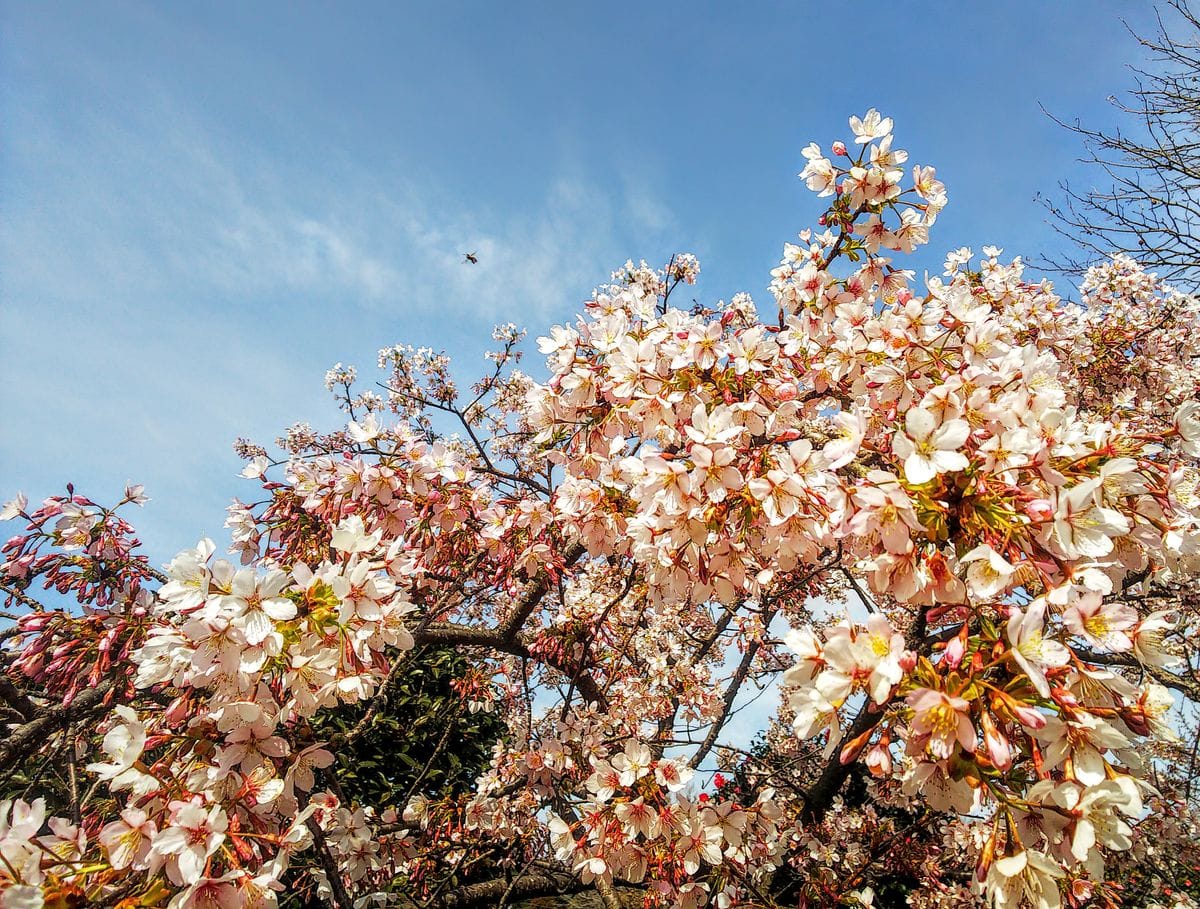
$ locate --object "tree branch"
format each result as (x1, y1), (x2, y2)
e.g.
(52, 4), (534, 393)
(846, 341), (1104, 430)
(0, 679), (114, 767)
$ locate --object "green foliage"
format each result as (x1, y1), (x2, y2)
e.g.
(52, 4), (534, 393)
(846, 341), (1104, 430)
(282, 645), (507, 907)
(0, 734), (76, 812)
(311, 644), (506, 810)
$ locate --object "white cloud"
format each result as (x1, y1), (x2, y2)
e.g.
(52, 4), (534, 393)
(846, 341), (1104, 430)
(0, 82), (678, 562)
(4, 87), (678, 322)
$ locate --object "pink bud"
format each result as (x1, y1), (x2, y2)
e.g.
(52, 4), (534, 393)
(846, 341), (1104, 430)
(865, 741), (893, 777)
(1024, 498), (1054, 522)
(1050, 686), (1079, 708)
(4, 557), (31, 580)
(1121, 707), (1151, 738)
(775, 382), (799, 402)
(1011, 704), (1047, 730)
(987, 733), (1011, 771)
(942, 635), (965, 670)
(898, 649), (918, 672)
(165, 695), (191, 727)
(980, 714), (1012, 771)
(832, 140), (847, 156)
(18, 613), (51, 631)
(44, 657), (68, 676)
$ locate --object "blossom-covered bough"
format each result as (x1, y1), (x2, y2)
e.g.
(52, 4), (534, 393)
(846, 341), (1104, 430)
(2, 111), (1199, 909)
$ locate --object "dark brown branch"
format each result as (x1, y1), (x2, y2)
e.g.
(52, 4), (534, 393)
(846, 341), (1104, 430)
(1074, 646), (1200, 702)
(801, 605), (929, 823)
(305, 814), (355, 909)
(689, 603), (779, 770)
(1041, 1), (1200, 290)
(500, 542), (587, 640)
(559, 567), (637, 721)
(0, 679), (114, 767)
(0, 674), (37, 718)
(427, 871), (584, 908)
(0, 581), (46, 613)
(412, 620), (606, 709)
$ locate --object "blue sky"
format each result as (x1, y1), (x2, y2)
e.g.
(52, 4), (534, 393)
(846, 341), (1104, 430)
(1, 1), (1165, 567)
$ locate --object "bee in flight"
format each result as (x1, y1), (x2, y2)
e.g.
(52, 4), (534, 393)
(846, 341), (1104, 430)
(463, 251), (479, 265)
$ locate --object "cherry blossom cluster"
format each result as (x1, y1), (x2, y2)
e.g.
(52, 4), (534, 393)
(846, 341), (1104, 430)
(512, 731), (779, 906)
(1, 514), (421, 905)
(0, 799), (88, 909)
(2, 109), (1198, 909)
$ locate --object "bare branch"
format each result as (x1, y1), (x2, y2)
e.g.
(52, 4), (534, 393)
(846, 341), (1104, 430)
(1042, 1), (1200, 290)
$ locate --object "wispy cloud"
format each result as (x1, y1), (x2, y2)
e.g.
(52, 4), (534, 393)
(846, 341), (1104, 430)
(4, 87), (678, 319)
(0, 73), (678, 562)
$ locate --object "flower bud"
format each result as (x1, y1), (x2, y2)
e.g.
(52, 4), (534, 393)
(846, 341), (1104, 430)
(1024, 498), (1054, 522)
(839, 725), (877, 765)
(832, 140), (847, 156)
(1121, 706), (1151, 738)
(18, 613), (52, 632)
(865, 740), (893, 777)
(1010, 703), (1047, 730)
(1050, 686), (1079, 709)
(165, 695), (192, 727)
(980, 712), (1012, 771)
(976, 834), (997, 881)
(942, 635), (965, 670)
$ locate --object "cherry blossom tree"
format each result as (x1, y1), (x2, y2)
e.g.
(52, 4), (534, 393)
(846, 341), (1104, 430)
(3, 110), (1200, 909)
